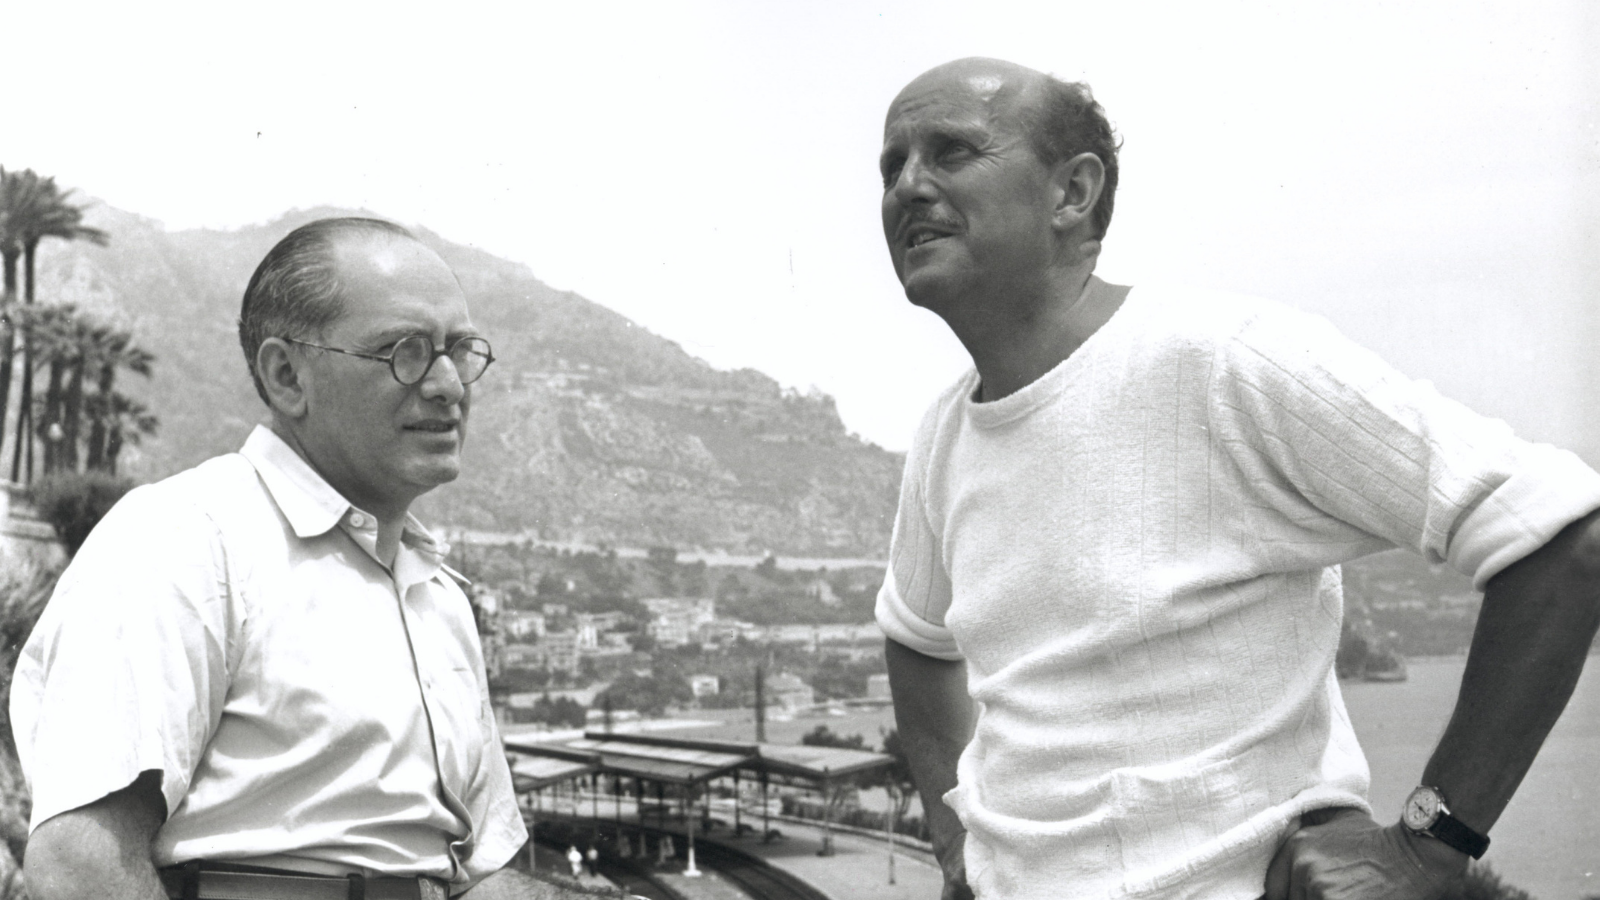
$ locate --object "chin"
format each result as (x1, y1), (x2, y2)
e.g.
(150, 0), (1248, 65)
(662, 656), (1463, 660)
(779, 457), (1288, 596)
(903, 278), (960, 315)
(407, 457), (462, 491)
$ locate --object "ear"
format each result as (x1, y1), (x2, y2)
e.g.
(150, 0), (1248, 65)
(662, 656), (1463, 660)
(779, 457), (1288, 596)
(1049, 151), (1106, 234)
(257, 338), (310, 419)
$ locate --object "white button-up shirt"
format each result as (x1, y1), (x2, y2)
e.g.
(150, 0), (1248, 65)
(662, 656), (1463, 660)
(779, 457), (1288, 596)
(10, 426), (526, 887)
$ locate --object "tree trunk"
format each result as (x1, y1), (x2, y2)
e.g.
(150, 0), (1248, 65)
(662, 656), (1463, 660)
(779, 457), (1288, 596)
(12, 243), (39, 483)
(85, 364), (113, 471)
(40, 358), (64, 476)
(8, 344), (30, 484)
(107, 423), (123, 475)
(60, 357), (84, 472)
(0, 249), (18, 480)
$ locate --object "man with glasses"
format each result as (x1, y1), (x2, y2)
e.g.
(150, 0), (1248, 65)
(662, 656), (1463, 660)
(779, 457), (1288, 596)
(13, 218), (598, 899)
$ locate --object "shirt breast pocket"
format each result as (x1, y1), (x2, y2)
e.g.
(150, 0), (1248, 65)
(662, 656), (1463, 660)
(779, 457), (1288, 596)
(436, 664), (489, 778)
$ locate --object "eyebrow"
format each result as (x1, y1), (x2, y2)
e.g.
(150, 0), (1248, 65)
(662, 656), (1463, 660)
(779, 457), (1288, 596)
(363, 326), (481, 347)
(880, 120), (994, 168)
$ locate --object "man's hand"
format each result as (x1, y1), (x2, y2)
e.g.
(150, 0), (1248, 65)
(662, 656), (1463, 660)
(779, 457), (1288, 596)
(935, 830), (974, 900)
(1264, 808), (1467, 900)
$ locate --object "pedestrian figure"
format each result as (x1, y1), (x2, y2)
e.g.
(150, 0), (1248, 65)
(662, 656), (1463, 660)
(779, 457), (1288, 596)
(567, 844), (583, 878)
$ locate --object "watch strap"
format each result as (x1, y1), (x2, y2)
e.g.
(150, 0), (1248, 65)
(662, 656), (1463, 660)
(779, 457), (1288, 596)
(1427, 811), (1490, 859)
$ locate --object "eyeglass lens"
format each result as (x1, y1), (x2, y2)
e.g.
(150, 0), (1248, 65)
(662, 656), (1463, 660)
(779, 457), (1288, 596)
(392, 335), (493, 385)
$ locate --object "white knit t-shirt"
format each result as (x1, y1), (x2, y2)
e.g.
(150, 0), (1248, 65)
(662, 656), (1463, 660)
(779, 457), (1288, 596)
(876, 285), (1600, 900)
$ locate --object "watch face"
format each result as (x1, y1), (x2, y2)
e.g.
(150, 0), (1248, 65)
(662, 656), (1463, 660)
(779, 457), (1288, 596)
(1403, 787), (1442, 831)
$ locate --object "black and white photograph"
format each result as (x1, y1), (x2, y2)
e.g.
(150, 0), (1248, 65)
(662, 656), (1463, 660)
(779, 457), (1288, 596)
(0, 3), (1596, 900)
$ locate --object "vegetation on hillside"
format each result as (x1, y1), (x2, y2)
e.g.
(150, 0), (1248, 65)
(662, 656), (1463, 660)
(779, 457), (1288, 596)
(30, 205), (902, 556)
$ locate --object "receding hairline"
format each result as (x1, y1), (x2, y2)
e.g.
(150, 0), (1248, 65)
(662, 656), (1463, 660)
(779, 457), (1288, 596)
(889, 57), (1052, 123)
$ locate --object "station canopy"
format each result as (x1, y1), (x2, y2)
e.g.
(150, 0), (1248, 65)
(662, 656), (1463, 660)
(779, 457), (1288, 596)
(508, 753), (598, 792)
(503, 731), (892, 791)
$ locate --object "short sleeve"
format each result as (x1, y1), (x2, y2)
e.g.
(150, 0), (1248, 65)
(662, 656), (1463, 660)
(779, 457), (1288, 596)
(1212, 309), (1600, 590)
(447, 590), (529, 887)
(455, 713), (529, 888)
(876, 425), (962, 660)
(10, 483), (232, 831)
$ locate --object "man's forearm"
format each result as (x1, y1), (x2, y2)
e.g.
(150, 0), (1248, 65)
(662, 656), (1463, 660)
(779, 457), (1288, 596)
(1423, 509), (1600, 833)
(884, 638), (977, 865)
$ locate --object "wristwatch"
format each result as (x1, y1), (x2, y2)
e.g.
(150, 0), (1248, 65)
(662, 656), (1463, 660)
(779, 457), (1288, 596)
(1401, 785), (1490, 859)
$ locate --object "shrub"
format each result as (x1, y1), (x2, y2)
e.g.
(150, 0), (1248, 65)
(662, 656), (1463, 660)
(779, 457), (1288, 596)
(0, 560), (62, 896)
(25, 470), (135, 556)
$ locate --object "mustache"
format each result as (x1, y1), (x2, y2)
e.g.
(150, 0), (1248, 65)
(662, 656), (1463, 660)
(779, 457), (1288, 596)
(898, 212), (961, 240)
(905, 212), (960, 230)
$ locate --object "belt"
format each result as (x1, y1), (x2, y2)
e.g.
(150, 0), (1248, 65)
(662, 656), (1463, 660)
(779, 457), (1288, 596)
(160, 863), (450, 900)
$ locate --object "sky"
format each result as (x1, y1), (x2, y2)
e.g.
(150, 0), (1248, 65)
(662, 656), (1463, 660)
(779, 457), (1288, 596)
(3, 1), (1597, 455)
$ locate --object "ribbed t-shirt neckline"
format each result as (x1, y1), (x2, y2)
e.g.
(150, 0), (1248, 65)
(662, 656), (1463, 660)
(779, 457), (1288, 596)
(963, 285), (1145, 429)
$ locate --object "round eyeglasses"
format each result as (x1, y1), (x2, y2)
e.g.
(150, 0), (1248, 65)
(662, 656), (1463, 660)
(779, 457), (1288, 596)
(282, 334), (495, 386)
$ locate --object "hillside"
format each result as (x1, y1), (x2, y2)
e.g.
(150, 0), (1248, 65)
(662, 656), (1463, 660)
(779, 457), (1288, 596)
(29, 205), (903, 556)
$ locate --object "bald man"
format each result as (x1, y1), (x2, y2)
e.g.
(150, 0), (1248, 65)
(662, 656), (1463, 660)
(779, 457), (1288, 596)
(873, 58), (1600, 900)
(13, 219), (602, 899)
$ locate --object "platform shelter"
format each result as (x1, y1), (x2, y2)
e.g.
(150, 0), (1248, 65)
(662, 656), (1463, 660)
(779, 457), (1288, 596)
(503, 730), (893, 870)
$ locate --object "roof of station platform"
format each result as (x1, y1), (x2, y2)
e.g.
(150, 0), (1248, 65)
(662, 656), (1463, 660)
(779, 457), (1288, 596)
(503, 730), (892, 791)
(508, 753), (598, 792)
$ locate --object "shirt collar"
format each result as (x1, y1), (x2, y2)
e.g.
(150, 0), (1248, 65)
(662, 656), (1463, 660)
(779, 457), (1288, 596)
(238, 425), (451, 564)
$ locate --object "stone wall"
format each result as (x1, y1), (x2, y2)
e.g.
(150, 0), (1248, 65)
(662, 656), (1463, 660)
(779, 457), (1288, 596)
(0, 483), (64, 574)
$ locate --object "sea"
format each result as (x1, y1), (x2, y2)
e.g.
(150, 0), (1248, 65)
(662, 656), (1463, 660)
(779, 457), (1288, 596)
(1342, 657), (1600, 900)
(668, 656), (1600, 900)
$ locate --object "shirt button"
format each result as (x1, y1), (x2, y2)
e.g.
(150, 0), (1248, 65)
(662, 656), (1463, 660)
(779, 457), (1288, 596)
(349, 513), (367, 528)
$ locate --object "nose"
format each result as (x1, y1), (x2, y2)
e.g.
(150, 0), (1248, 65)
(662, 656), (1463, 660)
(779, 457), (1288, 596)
(418, 352), (466, 405)
(889, 152), (938, 207)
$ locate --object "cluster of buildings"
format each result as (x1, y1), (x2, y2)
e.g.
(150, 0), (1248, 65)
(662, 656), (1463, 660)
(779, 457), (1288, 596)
(482, 590), (887, 681)
(474, 587), (894, 722)
(489, 601), (634, 676)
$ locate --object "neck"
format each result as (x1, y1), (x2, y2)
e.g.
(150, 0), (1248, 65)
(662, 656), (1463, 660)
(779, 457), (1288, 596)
(943, 264), (1130, 402)
(269, 419), (411, 568)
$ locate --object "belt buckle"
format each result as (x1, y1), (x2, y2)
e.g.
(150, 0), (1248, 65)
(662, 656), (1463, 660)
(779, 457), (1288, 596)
(417, 878), (448, 900)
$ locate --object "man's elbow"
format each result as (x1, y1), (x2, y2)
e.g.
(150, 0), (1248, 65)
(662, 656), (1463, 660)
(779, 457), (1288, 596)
(22, 773), (166, 900)
(1564, 509), (1600, 578)
(1492, 508), (1600, 591)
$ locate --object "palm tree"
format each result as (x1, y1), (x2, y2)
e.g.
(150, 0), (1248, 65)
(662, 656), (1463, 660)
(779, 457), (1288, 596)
(3, 171), (107, 483)
(82, 391), (157, 475)
(77, 322), (152, 474)
(18, 305), (154, 476)
(20, 304), (81, 476)
(0, 167), (42, 474)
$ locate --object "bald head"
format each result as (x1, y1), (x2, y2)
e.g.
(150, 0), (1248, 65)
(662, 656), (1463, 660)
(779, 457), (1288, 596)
(890, 57), (1120, 240)
(892, 57), (1049, 118)
(238, 217), (422, 403)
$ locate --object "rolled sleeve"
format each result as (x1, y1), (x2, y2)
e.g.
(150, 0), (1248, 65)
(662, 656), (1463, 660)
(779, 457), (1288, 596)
(876, 567), (961, 660)
(1215, 309), (1600, 589)
(1448, 447), (1600, 589)
(11, 486), (231, 831)
(876, 438), (963, 661)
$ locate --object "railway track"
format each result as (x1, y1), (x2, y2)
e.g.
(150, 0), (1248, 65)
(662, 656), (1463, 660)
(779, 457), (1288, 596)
(686, 839), (831, 900)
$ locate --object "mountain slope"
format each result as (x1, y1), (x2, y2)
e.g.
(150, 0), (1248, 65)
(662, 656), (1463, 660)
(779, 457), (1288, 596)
(32, 205), (903, 556)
